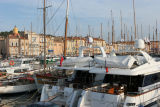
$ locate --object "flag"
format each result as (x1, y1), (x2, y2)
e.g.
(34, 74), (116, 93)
(60, 56), (64, 66)
(106, 67), (109, 73)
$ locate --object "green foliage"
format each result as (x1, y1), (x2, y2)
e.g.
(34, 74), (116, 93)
(0, 31), (12, 37)
(0, 31), (25, 37)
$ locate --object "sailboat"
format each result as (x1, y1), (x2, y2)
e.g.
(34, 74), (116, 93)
(34, 0), (67, 90)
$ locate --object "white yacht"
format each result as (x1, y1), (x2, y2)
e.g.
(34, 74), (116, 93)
(40, 39), (160, 107)
(40, 46), (107, 106)
(77, 40), (160, 107)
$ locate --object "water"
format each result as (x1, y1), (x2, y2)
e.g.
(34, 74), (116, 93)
(0, 91), (40, 107)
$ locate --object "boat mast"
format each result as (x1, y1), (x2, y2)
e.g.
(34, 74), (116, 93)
(149, 24), (150, 41)
(88, 25), (91, 36)
(100, 23), (103, 46)
(133, 0), (137, 40)
(137, 24), (139, 39)
(31, 22), (33, 56)
(24, 27), (26, 55)
(120, 10), (123, 41)
(153, 27), (155, 52)
(131, 26), (133, 41)
(107, 21), (110, 44)
(43, 0), (46, 71)
(100, 23), (103, 39)
(127, 25), (129, 41)
(76, 25), (78, 36)
(111, 10), (114, 44)
(64, 0), (69, 57)
(141, 24), (143, 39)
(124, 24), (125, 42)
(156, 20), (158, 51)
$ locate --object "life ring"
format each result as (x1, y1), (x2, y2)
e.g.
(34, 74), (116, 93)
(9, 60), (14, 66)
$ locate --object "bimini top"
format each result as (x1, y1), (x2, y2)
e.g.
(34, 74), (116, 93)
(90, 50), (160, 76)
(94, 50), (153, 69)
(57, 46), (107, 67)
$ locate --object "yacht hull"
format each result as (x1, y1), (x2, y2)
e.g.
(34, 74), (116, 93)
(0, 84), (37, 94)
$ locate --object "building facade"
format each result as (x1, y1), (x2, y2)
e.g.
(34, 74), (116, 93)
(53, 37), (64, 56)
(0, 27), (109, 58)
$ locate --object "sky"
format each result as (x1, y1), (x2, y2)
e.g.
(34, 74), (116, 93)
(0, 0), (160, 41)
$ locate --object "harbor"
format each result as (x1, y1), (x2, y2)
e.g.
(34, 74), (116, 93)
(1, 0), (160, 107)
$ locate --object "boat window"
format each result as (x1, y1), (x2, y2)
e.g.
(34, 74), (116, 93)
(23, 61), (30, 64)
(14, 60), (21, 65)
(69, 70), (96, 88)
(14, 69), (22, 73)
(103, 74), (144, 93)
(143, 72), (160, 87)
(22, 69), (28, 72)
(0, 70), (7, 72)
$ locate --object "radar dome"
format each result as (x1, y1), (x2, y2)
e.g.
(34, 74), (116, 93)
(135, 39), (145, 49)
(88, 37), (93, 43)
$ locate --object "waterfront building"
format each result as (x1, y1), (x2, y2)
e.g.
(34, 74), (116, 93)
(150, 41), (160, 54)
(116, 41), (150, 53)
(0, 27), (109, 57)
(66, 36), (85, 56)
(27, 32), (40, 56)
(0, 37), (5, 58)
(65, 36), (106, 56)
(46, 35), (54, 56)
(5, 26), (28, 57)
(53, 36), (64, 56)
(105, 44), (114, 54)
